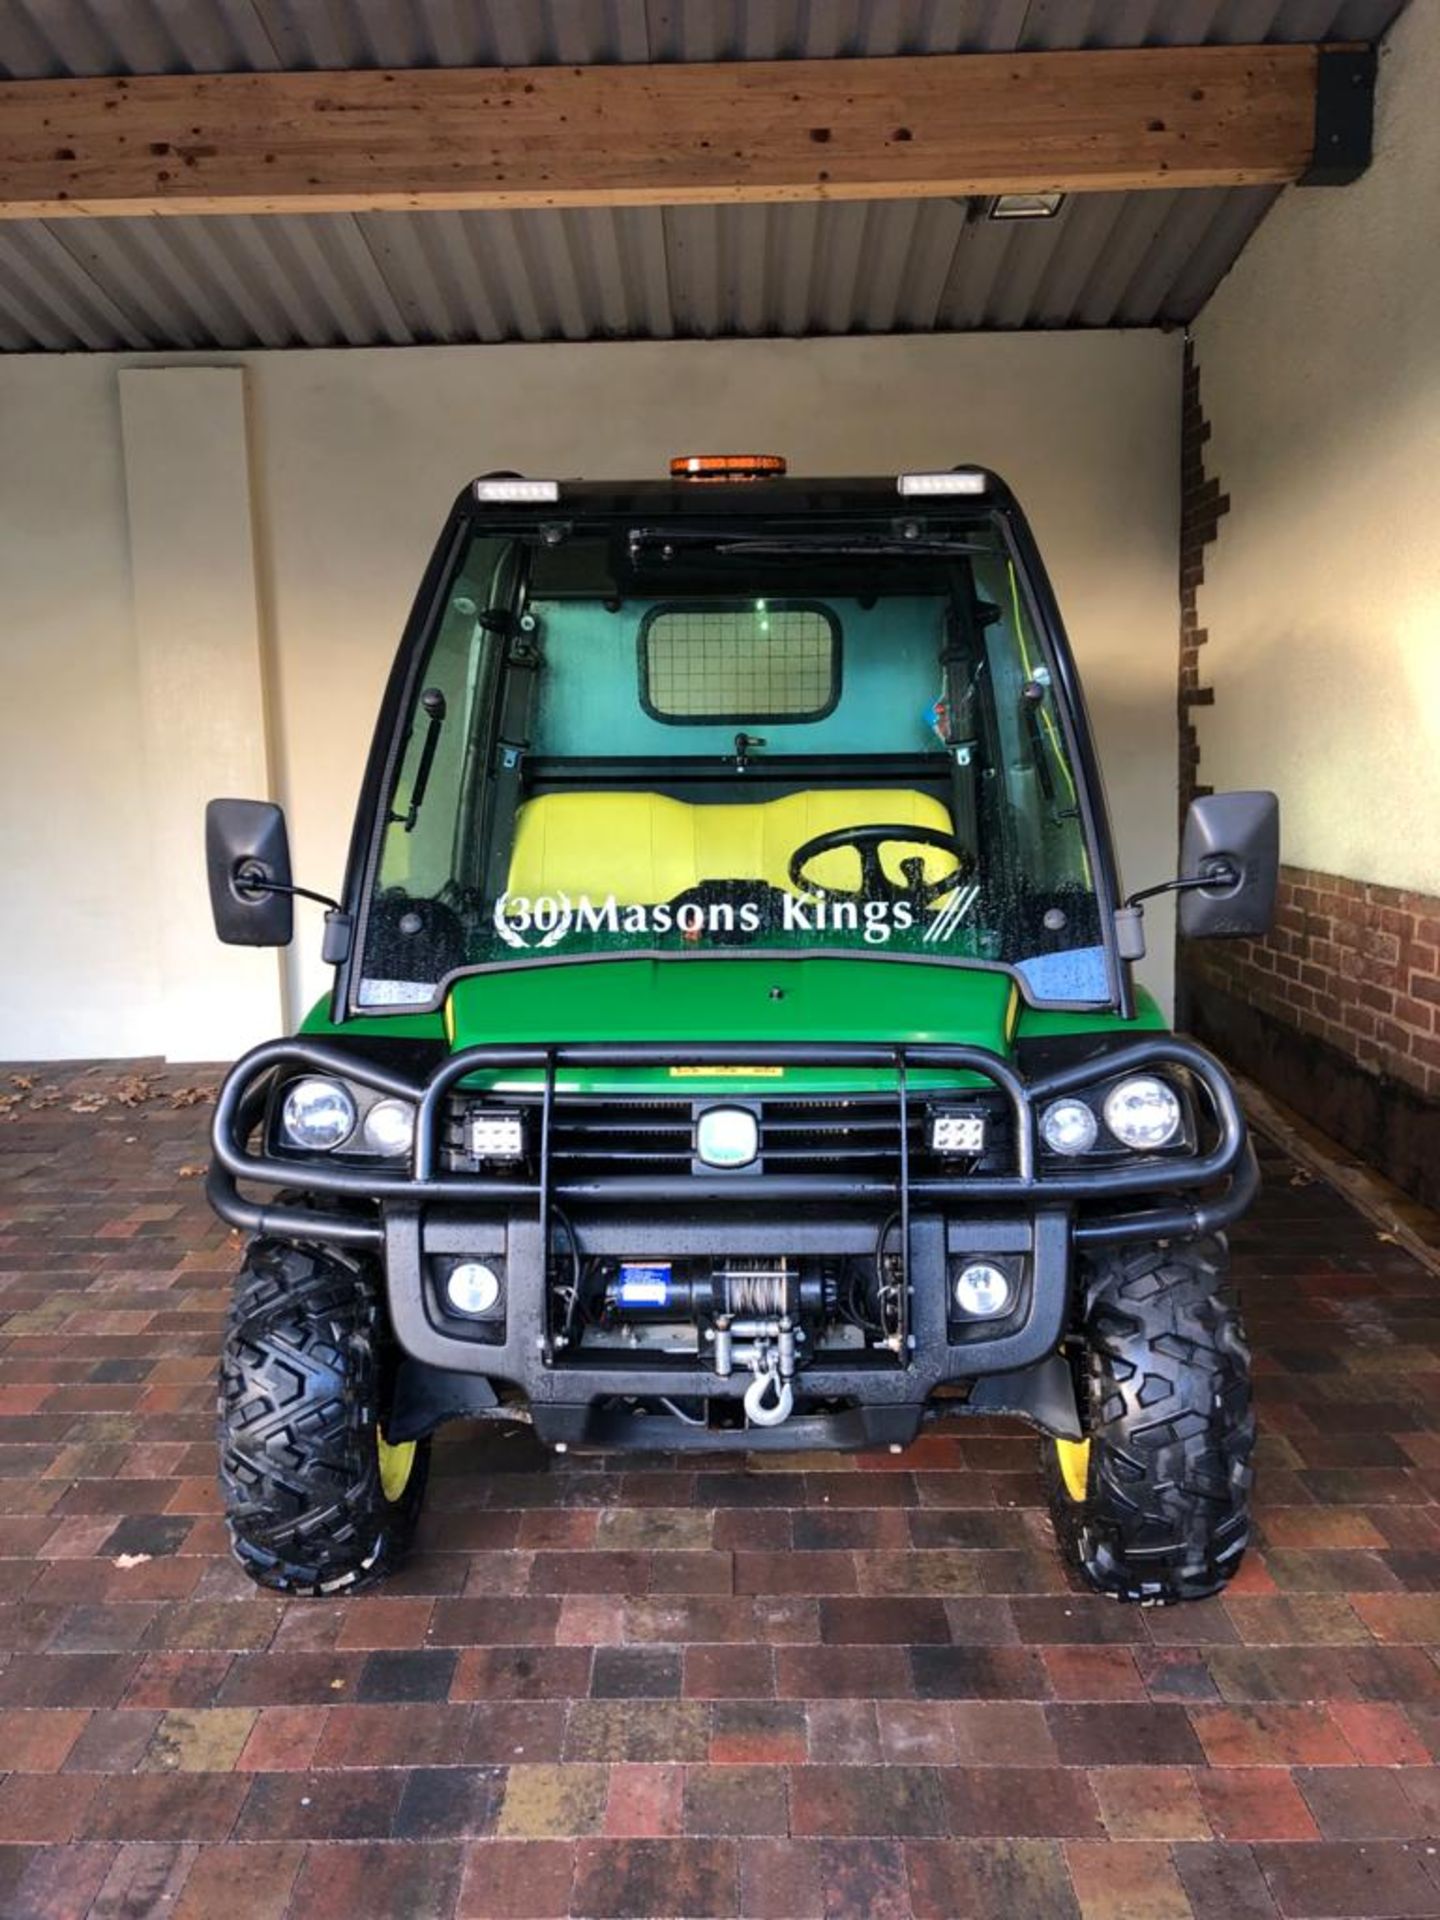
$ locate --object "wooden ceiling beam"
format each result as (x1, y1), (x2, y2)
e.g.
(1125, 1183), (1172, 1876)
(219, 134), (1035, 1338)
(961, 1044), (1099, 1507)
(0, 45), (1352, 221)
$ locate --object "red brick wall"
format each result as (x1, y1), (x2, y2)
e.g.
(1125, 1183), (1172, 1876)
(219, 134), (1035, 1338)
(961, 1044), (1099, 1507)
(1178, 339), (1227, 821)
(1177, 344), (1439, 1206)
(1187, 866), (1440, 1102)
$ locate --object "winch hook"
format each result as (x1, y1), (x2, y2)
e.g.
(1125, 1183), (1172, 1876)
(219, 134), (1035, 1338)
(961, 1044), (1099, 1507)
(743, 1364), (793, 1428)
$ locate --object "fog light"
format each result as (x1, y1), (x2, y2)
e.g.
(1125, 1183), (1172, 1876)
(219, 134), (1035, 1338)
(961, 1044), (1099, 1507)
(928, 1107), (987, 1155)
(953, 1262), (1012, 1318)
(469, 1110), (525, 1161)
(445, 1261), (502, 1316)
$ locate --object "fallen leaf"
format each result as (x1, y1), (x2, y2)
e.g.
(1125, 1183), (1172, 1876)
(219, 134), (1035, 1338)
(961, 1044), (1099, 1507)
(69, 1094), (109, 1114)
(177, 1164), (208, 1179)
(114, 1075), (160, 1107)
(9, 1073), (35, 1091)
(171, 1085), (218, 1108)
(113, 1552), (151, 1570)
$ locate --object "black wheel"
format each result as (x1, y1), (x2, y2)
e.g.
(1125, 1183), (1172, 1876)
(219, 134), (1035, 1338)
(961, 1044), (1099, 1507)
(1045, 1236), (1254, 1603)
(219, 1238), (429, 1595)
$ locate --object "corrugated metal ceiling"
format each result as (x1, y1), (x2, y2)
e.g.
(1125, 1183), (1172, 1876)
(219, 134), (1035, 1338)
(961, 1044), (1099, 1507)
(0, 0), (1410, 352)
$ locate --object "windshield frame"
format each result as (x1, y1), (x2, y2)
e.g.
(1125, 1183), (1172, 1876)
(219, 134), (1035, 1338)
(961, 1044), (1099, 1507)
(332, 479), (1131, 1023)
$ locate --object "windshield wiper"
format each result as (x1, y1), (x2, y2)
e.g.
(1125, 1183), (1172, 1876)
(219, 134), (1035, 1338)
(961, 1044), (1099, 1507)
(626, 525), (989, 560)
(711, 538), (992, 557)
(390, 687), (447, 833)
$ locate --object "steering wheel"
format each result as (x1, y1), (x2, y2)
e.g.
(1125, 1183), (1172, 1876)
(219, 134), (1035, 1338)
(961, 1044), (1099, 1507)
(787, 825), (974, 906)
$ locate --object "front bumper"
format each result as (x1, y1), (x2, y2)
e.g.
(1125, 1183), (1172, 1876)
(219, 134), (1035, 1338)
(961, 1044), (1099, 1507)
(208, 1036), (1257, 1446)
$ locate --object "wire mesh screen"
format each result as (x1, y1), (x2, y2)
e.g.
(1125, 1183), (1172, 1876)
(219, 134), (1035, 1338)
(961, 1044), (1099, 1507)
(640, 602), (840, 722)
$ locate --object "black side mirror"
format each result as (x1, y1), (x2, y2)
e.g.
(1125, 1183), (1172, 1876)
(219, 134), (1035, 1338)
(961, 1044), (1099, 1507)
(1178, 790), (1280, 940)
(206, 798), (294, 947)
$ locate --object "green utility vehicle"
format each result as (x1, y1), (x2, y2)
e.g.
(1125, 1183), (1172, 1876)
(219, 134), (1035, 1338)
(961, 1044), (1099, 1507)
(206, 456), (1276, 1602)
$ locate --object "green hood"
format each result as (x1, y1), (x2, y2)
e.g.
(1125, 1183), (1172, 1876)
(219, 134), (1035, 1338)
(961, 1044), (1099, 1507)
(444, 956), (1017, 1093)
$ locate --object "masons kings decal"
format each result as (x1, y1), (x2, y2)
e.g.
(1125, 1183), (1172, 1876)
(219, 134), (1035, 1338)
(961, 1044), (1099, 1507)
(492, 890), (977, 951)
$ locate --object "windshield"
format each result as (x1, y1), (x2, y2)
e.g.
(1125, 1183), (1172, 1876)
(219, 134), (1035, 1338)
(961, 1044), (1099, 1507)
(357, 512), (1108, 1007)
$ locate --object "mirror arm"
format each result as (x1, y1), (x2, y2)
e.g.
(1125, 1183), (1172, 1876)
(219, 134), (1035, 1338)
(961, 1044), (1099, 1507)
(1125, 862), (1239, 911)
(234, 860), (341, 914)
(1114, 859), (1241, 964)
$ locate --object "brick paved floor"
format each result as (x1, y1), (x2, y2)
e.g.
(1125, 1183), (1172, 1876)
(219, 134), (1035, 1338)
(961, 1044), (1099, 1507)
(0, 1064), (1437, 1919)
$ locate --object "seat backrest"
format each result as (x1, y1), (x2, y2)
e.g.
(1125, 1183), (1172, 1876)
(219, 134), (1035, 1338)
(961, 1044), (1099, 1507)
(505, 789), (954, 903)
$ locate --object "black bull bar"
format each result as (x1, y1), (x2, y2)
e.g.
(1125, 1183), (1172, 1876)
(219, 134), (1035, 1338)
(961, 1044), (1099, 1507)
(207, 1034), (1258, 1253)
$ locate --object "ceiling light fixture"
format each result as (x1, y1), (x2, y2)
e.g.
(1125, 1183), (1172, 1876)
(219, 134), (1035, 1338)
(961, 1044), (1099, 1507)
(988, 192), (1066, 220)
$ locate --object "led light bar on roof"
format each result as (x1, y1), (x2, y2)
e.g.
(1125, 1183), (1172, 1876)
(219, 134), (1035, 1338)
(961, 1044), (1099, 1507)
(897, 470), (988, 497)
(473, 477), (560, 504)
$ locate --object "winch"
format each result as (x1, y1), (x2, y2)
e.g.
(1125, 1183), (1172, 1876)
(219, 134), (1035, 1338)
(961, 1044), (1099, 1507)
(603, 1256), (827, 1321)
(594, 1256), (848, 1427)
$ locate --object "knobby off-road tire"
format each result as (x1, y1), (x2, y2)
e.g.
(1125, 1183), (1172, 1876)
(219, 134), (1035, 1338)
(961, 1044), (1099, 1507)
(1046, 1236), (1254, 1603)
(219, 1238), (430, 1595)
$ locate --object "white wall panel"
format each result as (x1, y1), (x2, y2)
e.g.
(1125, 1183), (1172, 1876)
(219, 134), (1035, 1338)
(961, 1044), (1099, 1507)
(118, 366), (285, 1059)
(0, 360), (159, 1057)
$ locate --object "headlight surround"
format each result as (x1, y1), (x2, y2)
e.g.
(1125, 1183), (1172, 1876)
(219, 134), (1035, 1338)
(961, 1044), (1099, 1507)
(280, 1077), (357, 1151)
(1102, 1075), (1183, 1151)
(1039, 1096), (1099, 1156)
(361, 1097), (416, 1159)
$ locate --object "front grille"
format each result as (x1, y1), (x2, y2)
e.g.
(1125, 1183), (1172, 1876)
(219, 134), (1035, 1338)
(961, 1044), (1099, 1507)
(445, 1090), (1012, 1182)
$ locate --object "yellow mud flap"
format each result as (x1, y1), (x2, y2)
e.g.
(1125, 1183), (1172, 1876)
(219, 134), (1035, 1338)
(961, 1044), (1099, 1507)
(377, 1429), (417, 1503)
(1054, 1436), (1091, 1503)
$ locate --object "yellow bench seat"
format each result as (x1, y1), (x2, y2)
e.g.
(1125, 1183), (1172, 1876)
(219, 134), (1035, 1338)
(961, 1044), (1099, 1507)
(505, 789), (955, 904)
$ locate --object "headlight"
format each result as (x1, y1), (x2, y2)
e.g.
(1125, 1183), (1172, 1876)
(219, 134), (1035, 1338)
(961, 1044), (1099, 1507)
(280, 1077), (357, 1151)
(1040, 1097), (1098, 1156)
(362, 1097), (416, 1158)
(1103, 1076), (1182, 1151)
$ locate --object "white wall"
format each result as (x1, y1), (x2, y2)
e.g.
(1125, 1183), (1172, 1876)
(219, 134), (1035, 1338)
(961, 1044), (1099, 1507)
(0, 330), (1181, 1060)
(1193, 0), (1440, 895)
(119, 367), (286, 1058)
(0, 360), (160, 1058)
